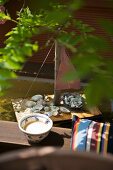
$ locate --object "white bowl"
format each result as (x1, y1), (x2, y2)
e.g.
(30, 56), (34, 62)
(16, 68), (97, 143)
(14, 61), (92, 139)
(18, 113), (53, 143)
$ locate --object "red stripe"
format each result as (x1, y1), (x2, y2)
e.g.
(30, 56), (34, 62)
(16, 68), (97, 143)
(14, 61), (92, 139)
(90, 122), (101, 151)
(72, 118), (80, 150)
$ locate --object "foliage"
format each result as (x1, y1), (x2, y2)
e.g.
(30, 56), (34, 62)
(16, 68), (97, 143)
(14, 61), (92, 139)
(0, 0), (7, 5)
(0, 0), (113, 108)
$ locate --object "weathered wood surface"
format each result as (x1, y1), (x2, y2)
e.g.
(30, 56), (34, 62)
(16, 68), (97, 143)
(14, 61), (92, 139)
(0, 147), (113, 170)
(0, 121), (71, 150)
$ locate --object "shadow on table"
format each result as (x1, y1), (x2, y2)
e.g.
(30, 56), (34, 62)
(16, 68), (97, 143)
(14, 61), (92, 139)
(29, 131), (64, 148)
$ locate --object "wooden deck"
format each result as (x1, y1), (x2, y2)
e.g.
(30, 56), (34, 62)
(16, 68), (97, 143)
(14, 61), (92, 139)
(0, 120), (71, 153)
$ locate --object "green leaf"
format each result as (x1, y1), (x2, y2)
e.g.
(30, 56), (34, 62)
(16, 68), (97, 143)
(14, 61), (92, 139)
(0, 12), (11, 20)
(76, 35), (108, 55)
(105, 60), (113, 76)
(3, 59), (22, 70)
(45, 9), (70, 25)
(57, 33), (81, 52)
(69, 0), (83, 10)
(32, 42), (38, 52)
(0, 80), (12, 90)
(0, 0), (8, 5)
(0, 70), (17, 80)
(100, 19), (113, 36)
(73, 19), (95, 33)
(72, 53), (102, 78)
(27, 0), (56, 12)
(62, 70), (79, 82)
(85, 74), (113, 107)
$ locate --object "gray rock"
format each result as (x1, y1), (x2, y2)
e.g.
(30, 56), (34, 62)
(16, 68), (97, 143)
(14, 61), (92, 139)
(51, 110), (59, 116)
(36, 98), (44, 105)
(44, 106), (50, 112)
(32, 104), (43, 111)
(44, 111), (52, 117)
(31, 95), (43, 102)
(25, 101), (36, 108)
(60, 107), (70, 113)
(50, 106), (59, 111)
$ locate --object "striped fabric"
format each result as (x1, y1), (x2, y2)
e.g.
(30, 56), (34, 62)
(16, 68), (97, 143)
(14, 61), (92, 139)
(71, 116), (113, 154)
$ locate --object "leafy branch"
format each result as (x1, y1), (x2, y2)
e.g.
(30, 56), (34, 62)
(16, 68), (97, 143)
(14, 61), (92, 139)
(0, 0), (113, 109)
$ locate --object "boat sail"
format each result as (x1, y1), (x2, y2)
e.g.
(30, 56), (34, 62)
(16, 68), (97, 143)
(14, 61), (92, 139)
(54, 41), (80, 105)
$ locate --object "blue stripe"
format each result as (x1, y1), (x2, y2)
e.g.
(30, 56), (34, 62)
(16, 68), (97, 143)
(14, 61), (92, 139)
(76, 119), (92, 151)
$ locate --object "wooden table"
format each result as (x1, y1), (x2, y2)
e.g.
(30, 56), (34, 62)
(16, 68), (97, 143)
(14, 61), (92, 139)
(0, 120), (71, 153)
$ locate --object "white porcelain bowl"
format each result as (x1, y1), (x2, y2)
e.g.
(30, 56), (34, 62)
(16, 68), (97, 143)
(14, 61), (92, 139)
(18, 113), (53, 143)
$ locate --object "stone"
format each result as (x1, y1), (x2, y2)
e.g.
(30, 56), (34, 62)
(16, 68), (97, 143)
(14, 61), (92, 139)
(36, 98), (44, 105)
(51, 110), (59, 116)
(44, 106), (50, 112)
(60, 107), (70, 113)
(31, 105), (43, 112)
(44, 111), (52, 117)
(61, 93), (83, 109)
(25, 101), (36, 108)
(31, 95), (43, 102)
(50, 106), (59, 111)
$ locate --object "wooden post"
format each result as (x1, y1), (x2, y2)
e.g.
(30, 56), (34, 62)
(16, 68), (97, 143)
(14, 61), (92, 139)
(54, 41), (62, 105)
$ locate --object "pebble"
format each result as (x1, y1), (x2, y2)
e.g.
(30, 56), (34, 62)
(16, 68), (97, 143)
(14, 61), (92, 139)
(31, 95), (43, 102)
(44, 106), (50, 112)
(36, 98), (44, 105)
(25, 101), (36, 108)
(60, 107), (70, 113)
(50, 106), (59, 111)
(51, 110), (59, 116)
(31, 104), (43, 112)
(44, 111), (52, 117)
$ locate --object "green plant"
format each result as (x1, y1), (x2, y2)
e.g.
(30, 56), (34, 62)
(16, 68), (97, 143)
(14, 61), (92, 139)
(0, 0), (113, 108)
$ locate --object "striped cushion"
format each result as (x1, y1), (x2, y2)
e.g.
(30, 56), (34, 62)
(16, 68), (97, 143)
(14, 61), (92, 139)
(71, 116), (113, 154)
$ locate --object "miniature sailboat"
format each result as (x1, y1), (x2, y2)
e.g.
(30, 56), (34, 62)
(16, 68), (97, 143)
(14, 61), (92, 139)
(54, 41), (80, 105)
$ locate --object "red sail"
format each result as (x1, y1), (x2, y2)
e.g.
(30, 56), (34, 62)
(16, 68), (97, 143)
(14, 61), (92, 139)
(55, 47), (80, 90)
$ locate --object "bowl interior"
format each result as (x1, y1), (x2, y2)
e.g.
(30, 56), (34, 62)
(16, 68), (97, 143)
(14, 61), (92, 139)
(19, 113), (53, 135)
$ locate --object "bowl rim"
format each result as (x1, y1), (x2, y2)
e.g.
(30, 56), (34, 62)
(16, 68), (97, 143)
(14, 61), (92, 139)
(18, 113), (53, 135)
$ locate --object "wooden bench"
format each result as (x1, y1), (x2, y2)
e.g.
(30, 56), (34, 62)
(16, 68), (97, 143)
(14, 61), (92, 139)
(0, 121), (71, 152)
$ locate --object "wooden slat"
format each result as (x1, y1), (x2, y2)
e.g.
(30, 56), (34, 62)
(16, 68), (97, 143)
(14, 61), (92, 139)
(0, 121), (71, 150)
(1, 147), (113, 170)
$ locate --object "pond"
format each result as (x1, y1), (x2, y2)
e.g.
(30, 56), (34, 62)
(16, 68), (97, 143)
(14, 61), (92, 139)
(0, 76), (54, 122)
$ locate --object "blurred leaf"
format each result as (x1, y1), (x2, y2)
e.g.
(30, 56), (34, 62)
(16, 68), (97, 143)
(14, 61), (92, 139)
(27, 0), (57, 12)
(72, 53), (102, 78)
(73, 19), (95, 33)
(69, 0), (84, 10)
(79, 35), (108, 53)
(3, 59), (22, 70)
(57, 33), (82, 52)
(32, 42), (38, 52)
(62, 70), (79, 82)
(45, 9), (70, 25)
(0, 80), (12, 91)
(100, 19), (113, 36)
(0, 70), (17, 80)
(85, 74), (113, 107)
(105, 60), (113, 76)
(0, 0), (8, 5)
(0, 12), (11, 20)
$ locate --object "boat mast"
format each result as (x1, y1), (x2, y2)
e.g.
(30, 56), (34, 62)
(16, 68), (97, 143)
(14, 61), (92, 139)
(54, 40), (62, 105)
